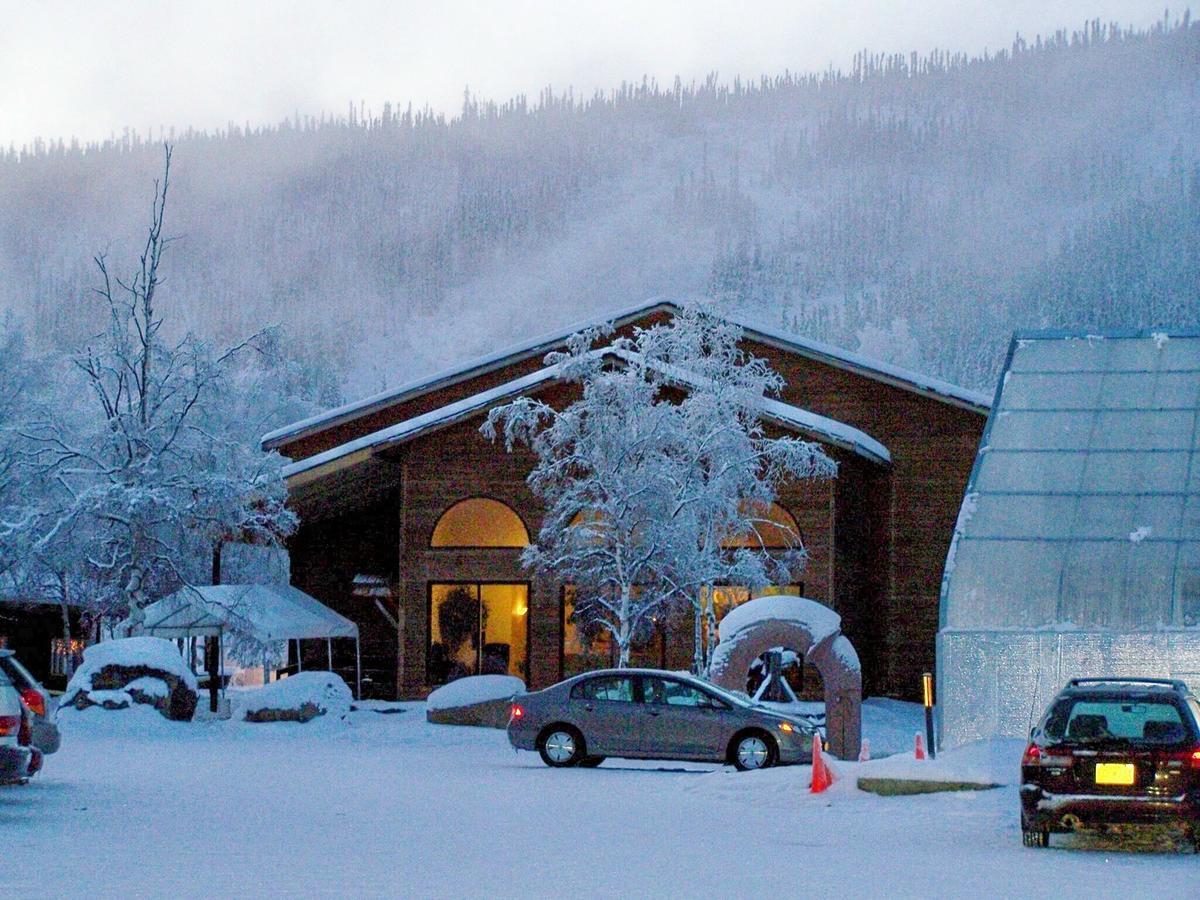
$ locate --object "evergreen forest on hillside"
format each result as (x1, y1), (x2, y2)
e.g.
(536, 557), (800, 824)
(1, 16), (1196, 404)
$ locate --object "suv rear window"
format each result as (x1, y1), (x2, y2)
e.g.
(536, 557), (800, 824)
(1042, 697), (1192, 745)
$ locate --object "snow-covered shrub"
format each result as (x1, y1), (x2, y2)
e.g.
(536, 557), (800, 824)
(240, 671), (352, 723)
(426, 675), (525, 728)
(426, 675), (525, 711)
(60, 637), (198, 721)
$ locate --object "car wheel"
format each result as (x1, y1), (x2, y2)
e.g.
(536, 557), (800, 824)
(732, 731), (777, 771)
(578, 756), (606, 768)
(538, 726), (584, 768)
(1022, 828), (1049, 848)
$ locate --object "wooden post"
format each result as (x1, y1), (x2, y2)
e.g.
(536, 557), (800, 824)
(209, 542), (221, 713)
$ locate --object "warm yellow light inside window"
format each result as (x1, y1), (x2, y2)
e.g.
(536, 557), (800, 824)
(431, 498), (530, 547)
(721, 501), (801, 549)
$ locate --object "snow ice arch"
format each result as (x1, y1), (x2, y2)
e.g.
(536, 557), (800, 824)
(708, 595), (862, 760)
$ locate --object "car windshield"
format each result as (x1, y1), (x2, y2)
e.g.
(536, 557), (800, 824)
(1041, 696), (1192, 746)
(672, 676), (753, 709)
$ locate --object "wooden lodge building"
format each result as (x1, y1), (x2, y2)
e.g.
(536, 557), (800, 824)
(264, 301), (990, 701)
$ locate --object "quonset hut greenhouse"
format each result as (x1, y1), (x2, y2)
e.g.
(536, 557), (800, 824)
(939, 331), (1200, 747)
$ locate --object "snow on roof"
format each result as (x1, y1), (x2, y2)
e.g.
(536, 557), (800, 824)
(262, 299), (989, 451)
(283, 350), (891, 482)
(940, 330), (1200, 633)
(281, 363), (563, 479)
(140, 584), (359, 641)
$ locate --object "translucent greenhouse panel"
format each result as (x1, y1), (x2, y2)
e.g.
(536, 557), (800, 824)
(943, 540), (1064, 629)
(1093, 410), (1195, 450)
(974, 450), (1084, 494)
(1118, 541), (1179, 626)
(1097, 371), (1159, 408)
(1010, 338), (1110, 373)
(1059, 541), (1130, 627)
(967, 493), (1078, 540)
(1081, 450), (1191, 494)
(1001, 371), (1102, 410)
(987, 410), (1095, 451)
(1070, 494), (1140, 541)
(1149, 372), (1200, 408)
(1184, 497), (1200, 539)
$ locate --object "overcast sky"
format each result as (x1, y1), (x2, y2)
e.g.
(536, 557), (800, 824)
(0, 1), (1181, 147)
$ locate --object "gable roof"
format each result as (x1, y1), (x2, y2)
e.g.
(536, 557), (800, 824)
(284, 352), (892, 487)
(263, 299), (990, 453)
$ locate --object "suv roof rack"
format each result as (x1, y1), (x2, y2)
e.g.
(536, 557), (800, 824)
(1067, 676), (1189, 692)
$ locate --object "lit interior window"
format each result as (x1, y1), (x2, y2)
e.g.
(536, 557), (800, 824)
(431, 498), (530, 548)
(721, 501), (802, 549)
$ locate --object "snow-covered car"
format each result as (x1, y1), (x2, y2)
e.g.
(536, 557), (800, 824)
(0, 664), (38, 785)
(508, 668), (817, 770)
(1020, 677), (1200, 849)
(0, 650), (60, 754)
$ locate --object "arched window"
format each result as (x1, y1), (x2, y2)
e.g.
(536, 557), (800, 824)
(721, 502), (802, 549)
(431, 498), (530, 548)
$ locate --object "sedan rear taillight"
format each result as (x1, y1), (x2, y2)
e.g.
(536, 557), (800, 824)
(0, 715), (19, 738)
(19, 688), (45, 718)
(510, 703), (525, 721)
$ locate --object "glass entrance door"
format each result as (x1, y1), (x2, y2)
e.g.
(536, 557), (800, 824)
(428, 583), (529, 684)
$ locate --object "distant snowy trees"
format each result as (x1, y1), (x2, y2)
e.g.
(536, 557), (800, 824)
(484, 307), (835, 669)
(0, 18), (1196, 397)
(0, 147), (316, 634)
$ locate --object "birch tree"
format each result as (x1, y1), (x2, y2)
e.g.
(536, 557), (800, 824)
(7, 145), (296, 631)
(484, 307), (836, 670)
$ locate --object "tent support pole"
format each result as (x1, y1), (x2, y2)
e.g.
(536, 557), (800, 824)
(355, 638), (362, 701)
(297, 638), (303, 673)
(327, 637), (333, 672)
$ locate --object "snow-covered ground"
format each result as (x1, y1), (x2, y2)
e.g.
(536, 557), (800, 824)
(4, 703), (1196, 899)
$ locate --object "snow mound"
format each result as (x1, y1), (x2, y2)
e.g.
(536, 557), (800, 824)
(60, 637), (198, 722)
(716, 595), (840, 644)
(239, 672), (352, 723)
(858, 737), (1027, 785)
(427, 675), (525, 711)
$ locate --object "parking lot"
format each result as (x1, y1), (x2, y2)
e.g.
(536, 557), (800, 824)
(2, 705), (1195, 899)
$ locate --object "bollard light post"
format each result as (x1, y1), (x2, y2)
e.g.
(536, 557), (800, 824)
(922, 672), (936, 760)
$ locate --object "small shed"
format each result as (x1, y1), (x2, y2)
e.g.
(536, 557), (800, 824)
(140, 584), (361, 699)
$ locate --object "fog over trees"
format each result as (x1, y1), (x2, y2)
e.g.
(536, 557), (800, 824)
(1, 16), (1196, 402)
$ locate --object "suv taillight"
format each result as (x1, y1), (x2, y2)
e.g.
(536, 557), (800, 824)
(19, 688), (45, 718)
(0, 715), (19, 738)
(1023, 742), (1073, 767)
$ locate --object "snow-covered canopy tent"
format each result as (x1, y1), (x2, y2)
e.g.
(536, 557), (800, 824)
(140, 584), (361, 698)
(939, 330), (1200, 747)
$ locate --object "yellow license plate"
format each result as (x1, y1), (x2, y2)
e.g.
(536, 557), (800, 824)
(1095, 763), (1135, 786)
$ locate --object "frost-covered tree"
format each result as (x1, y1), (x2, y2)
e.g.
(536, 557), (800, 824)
(632, 307), (836, 671)
(484, 307), (835, 668)
(483, 325), (678, 666)
(7, 146), (297, 631)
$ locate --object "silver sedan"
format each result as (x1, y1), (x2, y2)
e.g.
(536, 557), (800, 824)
(507, 668), (816, 771)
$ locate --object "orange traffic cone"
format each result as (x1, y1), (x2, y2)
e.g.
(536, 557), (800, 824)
(810, 733), (834, 793)
(914, 732), (926, 760)
(858, 739), (870, 763)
